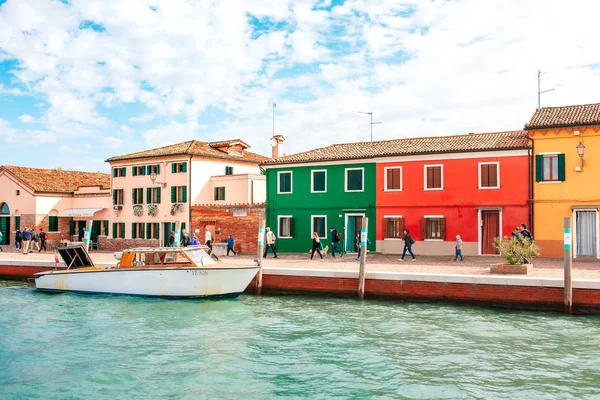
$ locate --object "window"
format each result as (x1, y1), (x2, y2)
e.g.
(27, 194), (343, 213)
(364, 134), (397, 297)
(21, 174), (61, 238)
(102, 220), (109, 236)
(112, 222), (126, 239)
(345, 168), (364, 192)
(146, 187), (162, 204)
(311, 170), (327, 193)
(132, 188), (144, 204)
(131, 223), (145, 239)
(383, 216), (404, 238)
(172, 162), (187, 173)
(214, 187), (226, 201)
(113, 167), (126, 177)
(385, 167), (402, 191)
(536, 154), (565, 182)
(278, 171), (292, 194)
(171, 186), (187, 203)
(15, 216), (21, 230)
(278, 216), (294, 238)
(49, 216), (59, 232)
(424, 165), (443, 190)
(113, 189), (124, 205)
(132, 165), (159, 176)
(225, 166), (233, 175)
(421, 216), (446, 240)
(145, 222), (160, 239)
(311, 216), (327, 238)
(479, 162), (499, 189)
(16, 190), (20, 196)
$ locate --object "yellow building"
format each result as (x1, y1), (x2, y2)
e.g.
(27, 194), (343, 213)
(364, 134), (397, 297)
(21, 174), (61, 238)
(526, 103), (600, 258)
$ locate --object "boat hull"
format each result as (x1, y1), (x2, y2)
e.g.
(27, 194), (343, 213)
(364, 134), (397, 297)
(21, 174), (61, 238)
(34, 267), (259, 298)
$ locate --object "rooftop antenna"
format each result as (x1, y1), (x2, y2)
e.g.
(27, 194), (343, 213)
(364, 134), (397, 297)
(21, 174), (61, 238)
(358, 111), (382, 141)
(272, 102), (276, 138)
(537, 70), (555, 109)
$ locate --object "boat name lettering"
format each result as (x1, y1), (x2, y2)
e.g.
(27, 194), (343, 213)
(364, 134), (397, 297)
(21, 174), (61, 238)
(191, 270), (208, 276)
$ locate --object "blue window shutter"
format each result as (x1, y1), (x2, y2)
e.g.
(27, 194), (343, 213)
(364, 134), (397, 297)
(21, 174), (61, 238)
(558, 154), (566, 181)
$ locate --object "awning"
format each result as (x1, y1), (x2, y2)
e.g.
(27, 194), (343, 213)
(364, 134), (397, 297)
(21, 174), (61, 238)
(57, 208), (105, 217)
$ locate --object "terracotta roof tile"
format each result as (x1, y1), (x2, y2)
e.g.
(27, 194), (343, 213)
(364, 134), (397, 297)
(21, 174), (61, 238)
(0, 165), (110, 193)
(106, 140), (267, 163)
(525, 103), (600, 129)
(262, 131), (529, 165)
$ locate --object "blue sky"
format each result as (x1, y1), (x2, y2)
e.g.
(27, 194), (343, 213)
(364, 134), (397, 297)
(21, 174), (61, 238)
(0, 0), (599, 172)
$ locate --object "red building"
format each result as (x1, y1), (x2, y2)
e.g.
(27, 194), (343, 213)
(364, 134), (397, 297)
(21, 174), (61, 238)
(376, 131), (531, 256)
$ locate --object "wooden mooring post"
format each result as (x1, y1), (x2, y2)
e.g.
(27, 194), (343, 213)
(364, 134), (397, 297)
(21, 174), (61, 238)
(256, 219), (265, 295)
(563, 217), (573, 314)
(358, 217), (369, 300)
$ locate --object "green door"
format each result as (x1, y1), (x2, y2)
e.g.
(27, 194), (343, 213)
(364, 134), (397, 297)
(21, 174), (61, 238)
(0, 217), (9, 245)
(91, 221), (101, 243)
(77, 221), (86, 241)
(345, 216), (355, 252)
(163, 222), (172, 246)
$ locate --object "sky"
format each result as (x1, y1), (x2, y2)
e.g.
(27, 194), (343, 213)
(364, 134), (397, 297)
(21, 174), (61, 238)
(0, 0), (599, 172)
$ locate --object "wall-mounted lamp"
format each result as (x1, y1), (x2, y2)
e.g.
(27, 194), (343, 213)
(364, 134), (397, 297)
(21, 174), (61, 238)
(576, 141), (585, 167)
(149, 171), (167, 188)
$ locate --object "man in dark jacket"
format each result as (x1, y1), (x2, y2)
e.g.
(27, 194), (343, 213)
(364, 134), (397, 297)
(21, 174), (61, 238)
(15, 229), (22, 250)
(329, 227), (343, 257)
(39, 228), (47, 252)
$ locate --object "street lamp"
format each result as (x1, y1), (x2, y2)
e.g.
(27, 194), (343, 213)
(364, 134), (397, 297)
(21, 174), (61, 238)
(576, 142), (585, 167)
(149, 171), (167, 188)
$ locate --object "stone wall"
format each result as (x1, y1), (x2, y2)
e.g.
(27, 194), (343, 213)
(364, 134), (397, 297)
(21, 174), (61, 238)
(98, 236), (161, 252)
(191, 203), (265, 255)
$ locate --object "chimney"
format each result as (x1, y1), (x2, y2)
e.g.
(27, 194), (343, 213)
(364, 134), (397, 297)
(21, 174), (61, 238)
(271, 135), (285, 158)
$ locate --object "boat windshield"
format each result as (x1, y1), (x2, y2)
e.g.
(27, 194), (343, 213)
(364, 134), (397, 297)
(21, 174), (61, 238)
(183, 247), (215, 266)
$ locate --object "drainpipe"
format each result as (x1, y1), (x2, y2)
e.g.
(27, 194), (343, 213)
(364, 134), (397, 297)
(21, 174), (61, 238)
(188, 156), (192, 233)
(528, 140), (534, 238)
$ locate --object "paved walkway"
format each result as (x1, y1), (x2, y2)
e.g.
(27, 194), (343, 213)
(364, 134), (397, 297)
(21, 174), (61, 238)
(1, 247), (598, 280)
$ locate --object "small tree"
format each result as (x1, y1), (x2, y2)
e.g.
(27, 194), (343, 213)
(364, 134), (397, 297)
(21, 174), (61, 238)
(493, 236), (540, 265)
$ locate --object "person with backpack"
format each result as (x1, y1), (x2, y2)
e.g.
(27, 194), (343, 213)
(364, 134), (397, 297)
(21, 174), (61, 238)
(329, 227), (343, 257)
(39, 228), (47, 252)
(190, 234), (200, 246)
(399, 229), (416, 262)
(263, 227), (277, 258)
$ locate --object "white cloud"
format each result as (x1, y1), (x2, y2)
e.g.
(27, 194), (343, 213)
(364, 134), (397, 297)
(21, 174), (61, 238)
(18, 114), (35, 123)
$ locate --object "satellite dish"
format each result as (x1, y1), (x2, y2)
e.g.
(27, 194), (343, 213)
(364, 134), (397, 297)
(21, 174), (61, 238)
(270, 137), (278, 147)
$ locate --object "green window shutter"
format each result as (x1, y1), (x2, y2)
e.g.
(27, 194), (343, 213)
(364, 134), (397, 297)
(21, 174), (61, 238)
(290, 218), (294, 237)
(113, 190), (118, 205)
(214, 187), (218, 201)
(121, 167), (126, 177)
(15, 216), (20, 230)
(147, 188), (151, 203)
(172, 163), (176, 173)
(120, 223), (125, 239)
(171, 186), (176, 203)
(558, 154), (566, 181)
(140, 166), (146, 176)
(132, 189), (137, 204)
(113, 168), (118, 177)
(140, 223), (145, 239)
(132, 223), (136, 239)
(182, 222), (186, 231)
(535, 155), (544, 182)
(156, 187), (161, 203)
(146, 223), (151, 239)
(140, 189), (144, 204)
(182, 186), (187, 202)
(182, 162), (187, 173)
(112, 223), (117, 239)
(70, 220), (76, 235)
(103, 221), (108, 236)
(132, 167), (137, 176)
(222, 187), (225, 201)
(156, 164), (160, 174)
(155, 223), (160, 239)
(49, 216), (58, 232)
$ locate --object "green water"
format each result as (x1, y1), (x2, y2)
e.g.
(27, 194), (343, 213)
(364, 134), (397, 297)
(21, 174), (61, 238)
(1, 281), (599, 400)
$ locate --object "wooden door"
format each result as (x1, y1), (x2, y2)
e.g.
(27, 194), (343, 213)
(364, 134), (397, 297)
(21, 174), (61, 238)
(481, 211), (500, 254)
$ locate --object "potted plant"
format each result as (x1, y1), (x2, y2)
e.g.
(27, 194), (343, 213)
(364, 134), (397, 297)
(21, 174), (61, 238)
(491, 236), (541, 274)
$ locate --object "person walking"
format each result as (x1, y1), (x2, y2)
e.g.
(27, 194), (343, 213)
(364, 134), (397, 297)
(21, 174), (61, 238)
(168, 231), (175, 247)
(399, 229), (416, 262)
(15, 228), (22, 251)
(453, 235), (464, 261)
(39, 228), (47, 252)
(22, 227), (32, 255)
(31, 229), (41, 252)
(204, 227), (213, 253)
(263, 227), (278, 258)
(180, 228), (190, 247)
(356, 236), (371, 261)
(329, 227), (343, 258)
(308, 232), (324, 262)
(227, 235), (237, 256)
(520, 223), (532, 240)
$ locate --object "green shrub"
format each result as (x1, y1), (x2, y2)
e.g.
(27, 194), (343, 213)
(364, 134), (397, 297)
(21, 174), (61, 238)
(493, 236), (541, 265)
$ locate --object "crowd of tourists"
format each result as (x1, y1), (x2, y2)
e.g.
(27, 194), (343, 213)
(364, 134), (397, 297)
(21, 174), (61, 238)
(13, 227), (48, 254)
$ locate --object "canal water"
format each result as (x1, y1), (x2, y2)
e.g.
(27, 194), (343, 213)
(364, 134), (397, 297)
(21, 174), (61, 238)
(1, 281), (599, 400)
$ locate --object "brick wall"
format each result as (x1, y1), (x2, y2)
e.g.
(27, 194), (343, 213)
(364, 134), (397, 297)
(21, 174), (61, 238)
(191, 204), (265, 254)
(98, 236), (161, 252)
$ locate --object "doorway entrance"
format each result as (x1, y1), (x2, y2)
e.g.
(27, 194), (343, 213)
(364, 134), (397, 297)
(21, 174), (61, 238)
(163, 222), (173, 247)
(480, 210), (500, 255)
(344, 214), (364, 253)
(0, 202), (9, 245)
(575, 210), (598, 257)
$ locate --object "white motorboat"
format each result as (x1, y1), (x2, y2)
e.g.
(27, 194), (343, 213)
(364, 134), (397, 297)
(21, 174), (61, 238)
(33, 245), (259, 298)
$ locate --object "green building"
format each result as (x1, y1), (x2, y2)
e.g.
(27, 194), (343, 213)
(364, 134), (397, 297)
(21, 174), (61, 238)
(261, 147), (376, 254)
